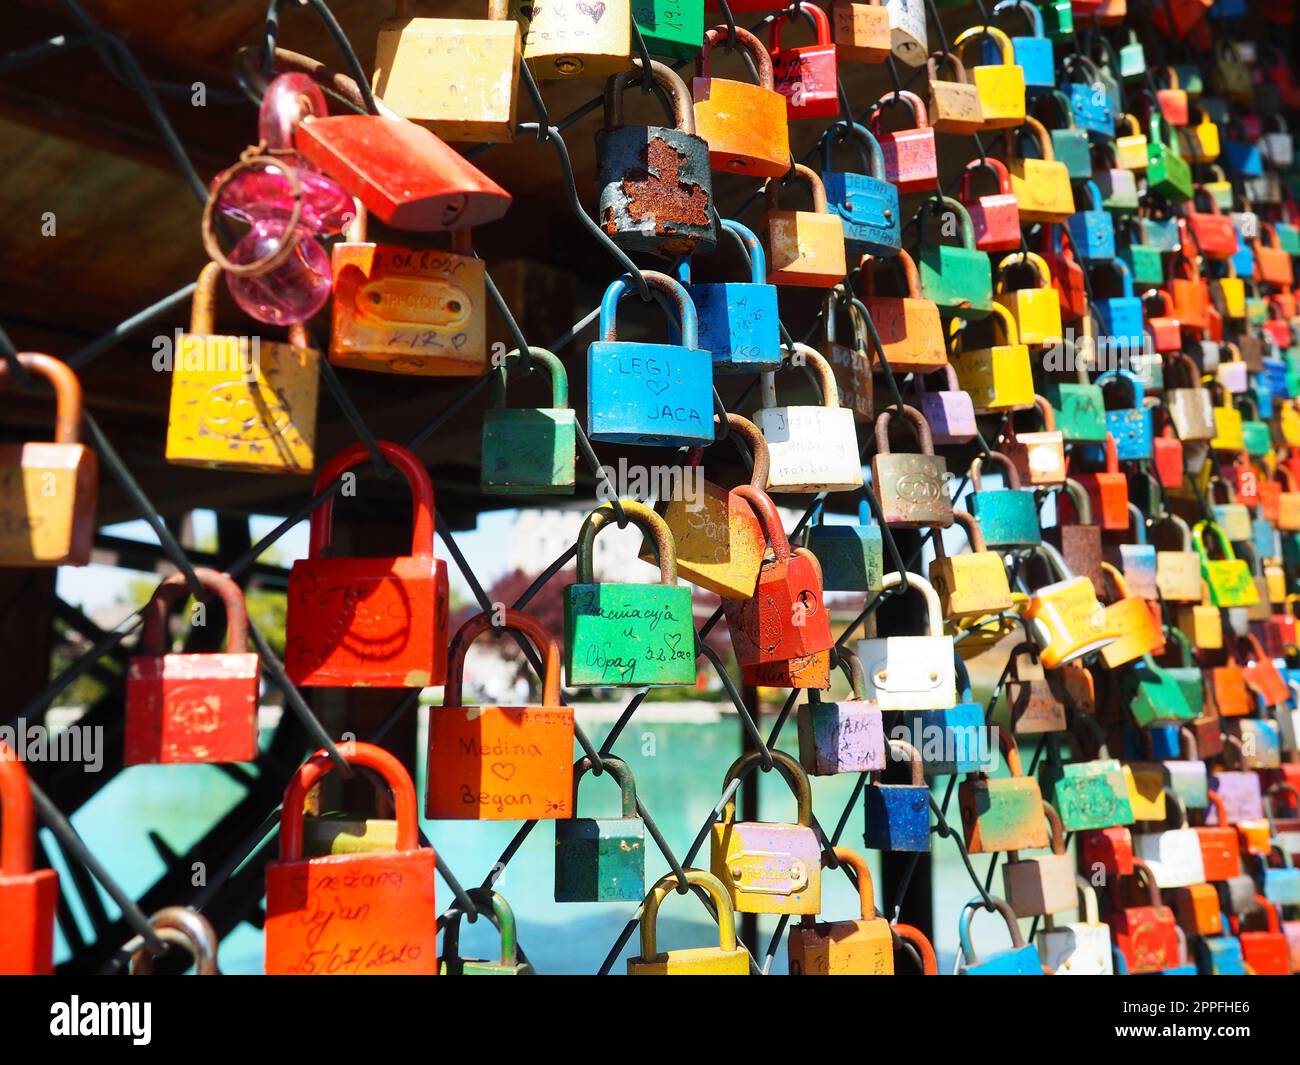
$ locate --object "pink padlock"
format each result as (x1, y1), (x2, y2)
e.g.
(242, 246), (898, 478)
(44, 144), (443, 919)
(960, 157), (1020, 252)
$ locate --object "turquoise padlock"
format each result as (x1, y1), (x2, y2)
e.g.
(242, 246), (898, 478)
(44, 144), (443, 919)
(984, 0), (1054, 93)
(819, 122), (901, 257)
(901, 655), (988, 777)
(1090, 369), (1152, 461)
(1119, 503), (1157, 598)
(678, 219), (782, 375)
(1117, 30), (1145, 81)
(958, 897), (1043, 974)
(804, 497), (884, 593)
(1036, 90), (1092, 179)
(1142, 216), (1182, 253)
(1066, 180), (1116, 262)
(1264, 866), (1300, 907)
(968, 451), (1042, 548)
(587, 271), (713, 446)
(1197, 933), (1248, 975)
(918, 196), (993, 320)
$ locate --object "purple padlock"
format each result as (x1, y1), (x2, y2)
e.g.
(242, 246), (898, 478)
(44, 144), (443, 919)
(796, 653), (886, 776)
(1209, 770), (1266, 824)
(916, 364), (977, 446)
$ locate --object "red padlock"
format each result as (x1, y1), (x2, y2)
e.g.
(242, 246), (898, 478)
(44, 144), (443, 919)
(866, 91), (937, 193)
(265, 742), (437, 974)
(1185, 191), (1238, 260)
(1071, 433), (1129, 530)
(1107, 857), (1180, 974)
(0, 744), (58, 974)
(1040, 224), (1088, 322)
(125, 568), (260, 765)
(1144, 290), (1183, 352)
(285, 441), (448, 688)
(721, 484), (833, 667)
(1079, 825), (1134, 877)
(960, 157), (1020, 252)
(1153, 419), (1184, 490)
(768, 3), (839, 121)
(1237, 895), (1292, 975)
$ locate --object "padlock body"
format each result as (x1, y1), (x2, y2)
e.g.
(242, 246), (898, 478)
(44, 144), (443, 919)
(1241, 932), (1291, 975)
(555, 816), (645, 901)
(711, 819), (822, 914)
(722, 549), (833, 666)
(1038, 921), (1113, 974)
(689, 281), (782, 373)
(929, 552), (1013, 617)
(1051, 128), (1094, 179)
(634, 0), (706, 60)
(1197, 935), (1247, 975)
(1040, 758), (1134, 831)
(587, 341), (713, 446)
(951, 342), (1034, 412)
(821, 170), (901, 256)
(1044, 382), (1106, 442)
(756, 405), (862, 492)
(1008, 158), (1074, 222)
(772, 43), (839, 120)
(863, 783), (931, 851)
(919, 390), (977, 445)
(692, 76), (791, 178)
(996, 289), (1063, 347)
(1107, 905), (1179, 973)
(565, 582), (696, 685)
(1004, 852), (1076, 916)
(0, 871), (58, 975)
(1134, 829), (1207, 888)
(1066, 209), (1116, 262)
(969, 487), (1040, 547)
(831, 1), (891, 62)
(1004, 430), (1066, 486)
(919, 245), (993, 318)
(285, 555), (448, 688)
(901, 701), (989, 775)
(805, 523), (883, 592)
(962, 945), (1041, 974)
(628, 945), (749, 975)
(857, 635), (958, 712)
(797, 698), (886, 775)
(878, 127), (938, 192)
(871, 452), (951, 527)
(512, 0), (631, 80)
(765, 210), (848, 288)
(427, 705), (575, 821)
(960, 775), (1050, 852)
(788, 917), (894, 974)
(1172, 882), (1224, 935)
(971, 64), (1026, 128)
(653, 482), (766, 599)
(968, 192), (1021, 252)
(125, 652), (260, 764)
(1195, 826), (1242, 880)
(861, 295), (947, 369)
(0, 443), (97, 566)
(482, 407), (576, 494)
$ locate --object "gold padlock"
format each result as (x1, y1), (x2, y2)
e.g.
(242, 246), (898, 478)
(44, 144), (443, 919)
(949, 303), (1034, 413)
(763, 165), (848, 288)
(166, 263), (318, 475)
(1006, 116), (1075, 223)
(953, 25), (1026, 130)
(1099, 562), (1165, 668)
(1175, 580), (1224, 650)
(1154, 514), (1202, 603)
(511, 0), (631, 80)
(1115, 113), (1148, 171)
(929, 509), (1013, 618)
(926, 50), (983, 135)
(994, 251), (1063, 346)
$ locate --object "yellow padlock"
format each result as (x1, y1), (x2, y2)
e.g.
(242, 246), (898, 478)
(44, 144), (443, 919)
(1123, 763), (1168, 822)
(1115, 113), (1148, 171)
(510, 0), (631, 80)
(1154, 514), (1202, 603)
(1006, 116), (1075, 223)
(1179, 107), (1220, 164)
(929, 510), (1014, 618)
(763, 165), (848, 288)
(1209, 385), (1246, 452)
(166, 263), (318, 474)
(993, 251), (1063, 346)
(1277, 466), (1300, 532)
(1265, 559), (1286, 605)
(372, 0), (521, 143)
(1099, 562), (1164, 668)
(949, 303), (1034, 412)
(1174, 580), (1224, 650)
(1282, 400), (1300, 447)
(1212, 257), (1246, 320)
(953, 25), (1025, 130)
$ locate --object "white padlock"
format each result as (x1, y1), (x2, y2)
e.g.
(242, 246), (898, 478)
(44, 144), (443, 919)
(857, 570), (956, 712)
(1037, 876), (1115, 975)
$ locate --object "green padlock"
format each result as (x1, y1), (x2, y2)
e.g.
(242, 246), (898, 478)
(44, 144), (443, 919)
(1117, 30), (1145, 81)
(1239, 396), (1271, 458)
(1192, 519), (1259, 608)
(1159, 626), (1205, 718)
(1037, 0), (1072, 39)
(1121, 653), (1196, 727)
(968, 451), (1041, 548)
(804, 497), (884, 593)
(481, 346), (576, 495)
(1147, 111), (1193, 203)
(918, 196), (993, 320)
(441, 889), (535, 975)
(1034, 90), (1093, 180)
(1118, 217), (1167, 289)
(1039, 727), (1135, 832)
(633, 0), (704, 61)
(555, 755), (646, 903)
(1043, 313), (1107, 442)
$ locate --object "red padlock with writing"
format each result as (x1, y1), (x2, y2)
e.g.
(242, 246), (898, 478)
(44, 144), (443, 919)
(768, 3), (840, 121)
(0, 744), (58, 974)
(960, 157), (1020, 252)
(867, 91), (937, 193)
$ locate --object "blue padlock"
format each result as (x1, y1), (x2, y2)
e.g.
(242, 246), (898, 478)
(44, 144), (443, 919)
(1147, 724), (1182, 760)
(677, 219), (782, 375)
(587, 271), (714, 446)
(1197, 933), (1248, 975)
(983, 0), (1054, 93)
(1252, 517), (1277, 564)
(1067, 180), (1116, 262)
(1093, 369), (1153, 461)
(1061, 54), (1113, 139)
(1143, 216), (1182, 253)
(1225, 138), (1263, 178)
(804, 497), (884, 592)
(1092, 259), (1145, 353)
(968, 451), (1042, 548)
(1209, 0), (1247, 16)
(1231, 224), (1256, 279)
(819, 122), (901, 257)
(958, 897), (1043, 974)
(863, 739), (930, 852)
(1264, 866), (1300, 906)
(1263, 356), (1290, 399)
(901, 655), (990, 777)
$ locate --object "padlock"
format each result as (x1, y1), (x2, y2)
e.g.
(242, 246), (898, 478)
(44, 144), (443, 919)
(1099, 562), (1164, 668)
(125, 568), (259, 765)
(883, 0), (928, 66)
(926, 50), (984, 135)
(1114, 111), (1148, 171)
(1042, 333), (1106, 443)
(768, 2), (839, 121)
(830, 0), (891, 63)
(1238, 895), (1292, 975)
(1090, 258), (1145, 356)
(986, 0), (1053, 92)
(430, 608), (574, 820)
(1060, 53), (1113, 137)
(866, 90), (937, 193)
(1180, 107), (1221, 165)
(1004, 803), (1077, 916)
(798, 651), (886, 775)
(1046, 477), (1105, 590)
(565, 500), (696, 686)
(957, 897), (1042, 974)
(871, 405), (952, 528)
(857, 250), (945, 370)
(1019, 542), (1120, 667)
(1106, 856), (1180, 973)
(329, 205), (487, 375)
(1143, 289), (1183, 355)
(596, 60), (715, 258)
(762, 165), (847, 288)
(1211, 471), (1253, 534)
(1146, 110), (1194, 204)
(1080, 824), (1134, 878)
(804, 496), (883, 593)
(755, 344), (861, 492)
(1241, 719), (1283, 769)
(953, 25), (1025, 129)
(1208, 652), (1252, 718)
(1155, 514), (1203, 602)
(1185, 188), (1238, 262)
(1094, 368), (1152, 461)
(711, 749), (822, 915)
(1208, 383), (1246, 450)
(1093, 144), (1140, 213)
(1072, 432), (1128, 530)
(165, 264), (318, 474)
(1211, 742), (1266, 823)
(627, 868), (747, 974)
(1037, 875), (1114, 974)
(789, 847), (894, 974)
(1194, 519), (1260, 608)
(1236, 631), (1289, 707)
(587, 270), (712, 446)
(372, 1), (520, 142)
(1123, 650), (1196, 727)
(633, 0), (703, 59)
(1066, 180), (1116, 263)
(284, 441), (448, 688)
(959, 157), (1020, 252)
(857, 570), (956, 711)
(1165, 352), (1216, 441)
(1040, 733), (1134, 831)
(440, 889), (534, 974)
(969, 450), (1040, 548)
(1172, 882), (1225, 937)
(1175, 580), (1224, 650)
(1261, 114), (1296, 169)
(1133, 791), (1208, 888)
(722, 484), (834, 666)
(1002, 641), (1065, 734)
(1032, 89), (1093, 181)
(1153, 65), (1189, 127)
(554, 755), (644, 902)
(929, 509), (1013, 618)
(900, 653), (989, 777)
(949, 304), (1034, 412)
(960, 727), (1051, 852)
(1254, 223), (1296, 289)
(821, 292), (874, 420)
(125, 907), (220, 976)
(819, 122), (900, 257)
(692, 26), (790, 178)
(1117, 217), (1164, 289)
(0, 743), (58, 974)
(511, 0), (630, 79)
(1225, 132), (1264, 178)
(1117, 502), (1157, 599)
(863, 739), (930, 851)
(910, 365), (973, 447)
(266, 743), (437, 974)
(481, 346), (575, 495)
(0, 353), (97, 567)
(917, 197), (993, 319)
(994, 252), (1063, 347)
(1170, 253), (1211, 335)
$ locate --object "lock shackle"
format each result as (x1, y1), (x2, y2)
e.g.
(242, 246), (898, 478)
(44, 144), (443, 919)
(913, 362), (963, 397)
(1080, 179), (1105, 213)
(1032, 88), (1076, 130)
(873, 403), (937, 457)
(694, 412), (770, 490)
(445, 607), (562, 709)
(993, 723), (1026, 777)
(128, 907), (220, 976)
(720, 747), (814, 826)
(769, 0), (832, 50)
(970, 449), (1023, 492)
(732, 484), (792, 560)
(599, 270), (698, 349)
(893, 922), (938, 973)
(488, 346), (569, 412)
(952, 24), (1013, 66)
(0, 740), (36, 876)
(1041, 800), (1066, 855)
(1159, 784), (1191, 830)
(1072, 874), (1101, 925)
(959, 155), (1012, 200)
(979, 300), (1021, 347)
(698, 218), (768, 287)
(926, 49), (972, 87)
(572, 754), (638, 818)
(1026, 393), (1056, 432)
(880, 737), (925, 788)
(989, 0), (1045, 37)
(577, 499), (679, 585)
(818, 121), (886, 180)
(1059, 477), (1094, 525)
(697, 25), (774, 90)
(1192, 519), (1239, 565)
(1254, 894), (1281, 934)
(764, 163), (830, 216)
(1163, 624), (1196, 668)
(188, 261), (313, 349)
(1266, 782), (1300, 823)
(994, 250), (1050, 289)
(1094, 366), (1146, 407)
(830, 845), (877, 920)
(919, 195), (976, 251)
(759, 343), (840, 411)
(1171, 349), (1200, 387)
(867, 89), (928, 132)
(834, 647), (868, 700)
(308, 440), (435, 559)
(958, 895), (1027, 963)
(441, 887), (521, 968)
(1222, 733), (1248, 771)
(859, 247), (924, 300)
(932, 508), (988, 559)
(639, 868), (737, 959)
(604, 59), (695, 135)
(279, 742), (419, 860)
(1062, 51), (1103, 86)
(1126, 502), (1148, 544)
(138, 567), (251, 657)
(0, 351), (85, 445)
(1099, 560), (1134, 604)
(877, 569), (944, 638)
(1130, 856), (1162, 908)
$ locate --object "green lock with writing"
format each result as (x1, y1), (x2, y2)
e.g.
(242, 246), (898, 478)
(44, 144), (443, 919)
(633, 0), (704, 61)
(564, 500), (697, 687)
(441, 889), (535, 975)
(1192, 519), (1259, 608)
(918, 196), (992, 320)
(1040, 750), (1134, 831)
(482, 346), (576, 495)
(555, 756), (646, 902)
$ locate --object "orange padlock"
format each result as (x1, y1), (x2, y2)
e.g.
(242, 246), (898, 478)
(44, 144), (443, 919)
(857, 250), (946, 370)
(693, 26), (791, 178)
(0, 744), (58, 974)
